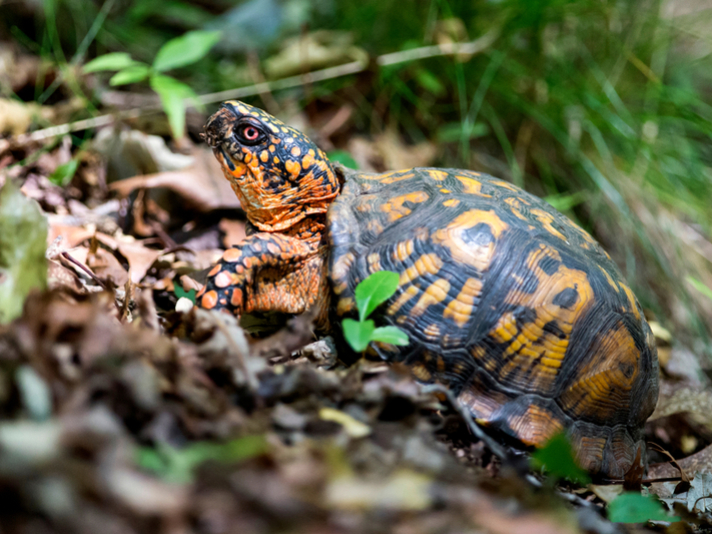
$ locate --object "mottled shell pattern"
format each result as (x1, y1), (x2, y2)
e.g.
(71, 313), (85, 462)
(200, 101), (660, 480)
(328, 167), (659, 478)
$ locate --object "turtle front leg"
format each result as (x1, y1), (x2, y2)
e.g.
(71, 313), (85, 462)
(197, 233), (328, 319)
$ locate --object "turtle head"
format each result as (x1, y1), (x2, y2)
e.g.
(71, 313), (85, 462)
(204, 100), (340, 232)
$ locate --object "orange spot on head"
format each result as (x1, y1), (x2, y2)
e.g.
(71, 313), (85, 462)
(208, 264), (222, 277)
(260, 151), (269, 162)
(291, 146), (301, 157)
(201, 290), (219, 309)
(301, 152), (315, 169)
(285, 159), (301, 178)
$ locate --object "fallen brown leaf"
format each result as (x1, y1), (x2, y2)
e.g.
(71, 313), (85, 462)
(110, 146), (239, 212)
(650, 444), (712, 479)
(651, 384), (712, 431)
(116, 240), (164, 284)
(88, 247), (129, 286)
(48, 224), (94, 248)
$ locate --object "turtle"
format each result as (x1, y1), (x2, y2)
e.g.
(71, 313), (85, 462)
(197, 100), (659, 479)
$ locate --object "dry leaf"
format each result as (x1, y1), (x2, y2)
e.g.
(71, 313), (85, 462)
(264, 30), (368, 79)
(48, 224), (94, 248)
(116, 241), (164, 284)
(109, 146), (239, 212)
(651, 385), (712, 430)
(47, 259), (84, 292)
(88, 247), (129, 286)
(650, 444), (712, 479)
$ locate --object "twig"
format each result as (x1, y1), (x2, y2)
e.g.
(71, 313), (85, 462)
(20, 30), (500, 142)
(420, 383), (510, 462)
(60, 251), (109, 290)
(420, 383), (603, 512)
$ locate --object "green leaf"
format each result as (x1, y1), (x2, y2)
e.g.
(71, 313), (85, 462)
(436, 121), (489, 143)
(153, 30), (221, 72)
(544, 191), (587, 212)
(371, 326), (409, 346)
(415, 68), (446, 96)
(175, 284), (196, 303)
(48, 159), (79, 186)
(687, 276), (712, 302)
(83, 52), (139, 73)
(136, 435), (267, 484)
(354, 271), (400, 321)
(109, 64), (151, 86)
(150, 75), (198, 139)
(0, 181), (47, 323)
(608, 492), (678, 523)
(531, 432), (591, 484)
(327, 150), (359, 169)
(342, 318), (375, 352)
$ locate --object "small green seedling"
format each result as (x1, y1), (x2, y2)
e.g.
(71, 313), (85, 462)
(608, 492), (678, 523)
(342, 271), (409, 352)
(531, 432), (591, 485)
(136, 435), (267, 484)
(83, 30), (222, 139)
(175, 284), (196, 304)
(49, 158), (79, 186)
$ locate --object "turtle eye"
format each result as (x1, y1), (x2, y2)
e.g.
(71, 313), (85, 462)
(236, 124), (265, 145)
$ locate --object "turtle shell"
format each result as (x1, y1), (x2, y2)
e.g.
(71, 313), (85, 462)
(327, 166), (659, 479)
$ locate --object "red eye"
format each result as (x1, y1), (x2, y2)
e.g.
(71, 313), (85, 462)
(243, 126), (259, 141)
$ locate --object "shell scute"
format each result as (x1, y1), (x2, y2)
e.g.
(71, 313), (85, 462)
(327, 166), (658, 478)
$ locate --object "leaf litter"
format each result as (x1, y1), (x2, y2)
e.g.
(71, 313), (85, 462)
(0, 96), (710, 534)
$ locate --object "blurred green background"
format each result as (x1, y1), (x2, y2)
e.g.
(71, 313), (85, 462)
(1, 0), (711, 357)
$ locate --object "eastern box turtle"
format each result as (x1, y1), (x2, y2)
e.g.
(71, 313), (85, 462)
(198, 101), (659, 479)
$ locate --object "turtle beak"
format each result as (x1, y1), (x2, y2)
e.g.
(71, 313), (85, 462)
(204, 106), (237, 148)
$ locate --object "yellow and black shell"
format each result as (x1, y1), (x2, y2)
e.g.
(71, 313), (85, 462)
(327, 167), (659, 479)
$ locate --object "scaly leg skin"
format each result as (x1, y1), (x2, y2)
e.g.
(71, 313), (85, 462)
(197, 233), (330, 325)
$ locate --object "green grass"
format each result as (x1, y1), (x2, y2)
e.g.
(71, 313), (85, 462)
(2, 0), (711, 352)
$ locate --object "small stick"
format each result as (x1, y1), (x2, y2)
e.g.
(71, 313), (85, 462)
(20, 31), (500, 142)
(60, 251), (109, 290)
